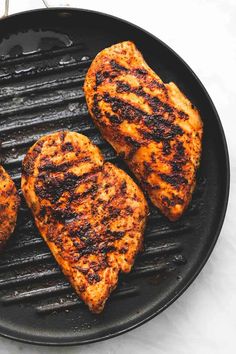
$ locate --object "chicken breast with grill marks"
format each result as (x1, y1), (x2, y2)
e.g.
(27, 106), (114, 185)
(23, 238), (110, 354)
(84, 41), (203, 221)
(0, 165), (19, 250)
(21, 131), (148, 313)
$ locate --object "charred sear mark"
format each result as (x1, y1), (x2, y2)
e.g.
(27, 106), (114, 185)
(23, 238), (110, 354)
(179, 110), (188, 120)
(102, 206), (121, 222)
(103, 75), (185, 123)
(159, 173), (188, 188)
(103, 92), (183, 142)
(103, 92), (148, 122)
(87, 273), (101, 284)
(38, 159), (74, 173)
(35, 170), (100, 203)
(162, 195), (184, 207)
(174, 141), (185, 159)
(92, 94), (102, 118)
(133, 68), (148, 76)
(105, 112), (123, 124)
(131, 86), (173, 116)
(35, 173), (78, 202)
(169, 141), (187, 174)
(141, 117), (183, 142)
(107, 230), (125, 239)
(148, 79), (167, 92)
(162, 140), (171, 155)
(110, 59), (128, 72)
(170, 160), (183, 173)
(51, 208), (78, 223)
(66, 218), (122, 270)
(95, 70), (110, 87)
(61, 142), (74, 152)
(99, 243), (116, 253)
(116, 80), (131, 93)
(151, 152), (156, 163)
(120, 180), (127, 194)
(69, 221), (92, 240)
(70, 184), (98, 202)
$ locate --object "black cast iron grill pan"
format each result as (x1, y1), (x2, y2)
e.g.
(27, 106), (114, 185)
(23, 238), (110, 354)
(0, 8), (229, 345)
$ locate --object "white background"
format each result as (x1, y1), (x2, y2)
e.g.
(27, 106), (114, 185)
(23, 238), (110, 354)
(0, 0), (235, 353)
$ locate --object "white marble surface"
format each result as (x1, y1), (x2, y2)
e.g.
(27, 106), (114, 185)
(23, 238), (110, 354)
(0, 0), (235, 353)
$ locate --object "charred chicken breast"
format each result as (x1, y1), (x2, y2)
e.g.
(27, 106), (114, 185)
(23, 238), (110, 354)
(0, 165), (19, 250)
(84, 41), (203, 221)
(21, 131), (148, 313)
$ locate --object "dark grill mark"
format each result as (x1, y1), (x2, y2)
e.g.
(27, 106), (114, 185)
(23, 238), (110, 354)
(100, 244), (116, 253)
(95, 70), (110, 87)
(132, 86), (173, 116)
(87, 273), (101, 284)
(179, 110), (188, 119)
(133, 68), (147, 76)
(103, 93), (183, 142)
(159, 173), (188, 188)
(109, 208), (122, 219)
(162, 140), (171, 155)
(162, 195), (184, 207)
(140, 121), (183, 142)
(92, 94), (102, 118)
(171, 161), (183, 173)
(121, 180), (127, 194)
(35, 170), (100, 203)
(69, 222), (91, 239)
(110, 59), (128, 72)
(107, 230), (125, 239)
(105, 112), (122, 124)
(51, 209), (78, 223)
(61, 142), (74, 152)
(149, 79), (167, 91)
(116, 81), (131, 93)
(174, 141), (185, 158)
(38, 160), (73, 173)
(70, 184), (98, 202)
(103, 92), (148, 122)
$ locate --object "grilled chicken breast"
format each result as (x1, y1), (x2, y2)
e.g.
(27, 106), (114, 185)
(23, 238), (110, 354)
(84, 41), (203, 221)
(0, 165), (19, 250)
(21, 131), (148, 313)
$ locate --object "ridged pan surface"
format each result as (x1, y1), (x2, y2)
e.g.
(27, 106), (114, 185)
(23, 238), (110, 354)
(0, 9), (229, 345)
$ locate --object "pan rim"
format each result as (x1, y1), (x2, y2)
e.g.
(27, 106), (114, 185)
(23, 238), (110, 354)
(0, 7), (230, 346)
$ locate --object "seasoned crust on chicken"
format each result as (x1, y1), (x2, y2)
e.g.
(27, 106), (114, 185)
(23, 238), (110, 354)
(0, 165), (19, 250)
(84, 41), (203, 221)
(21, 131), (148, 313)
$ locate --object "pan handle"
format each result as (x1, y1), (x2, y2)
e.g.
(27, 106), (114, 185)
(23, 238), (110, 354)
(42, 0), (71, 7)
(0, 0), (9, 18)
(0, 0), (71, 19)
